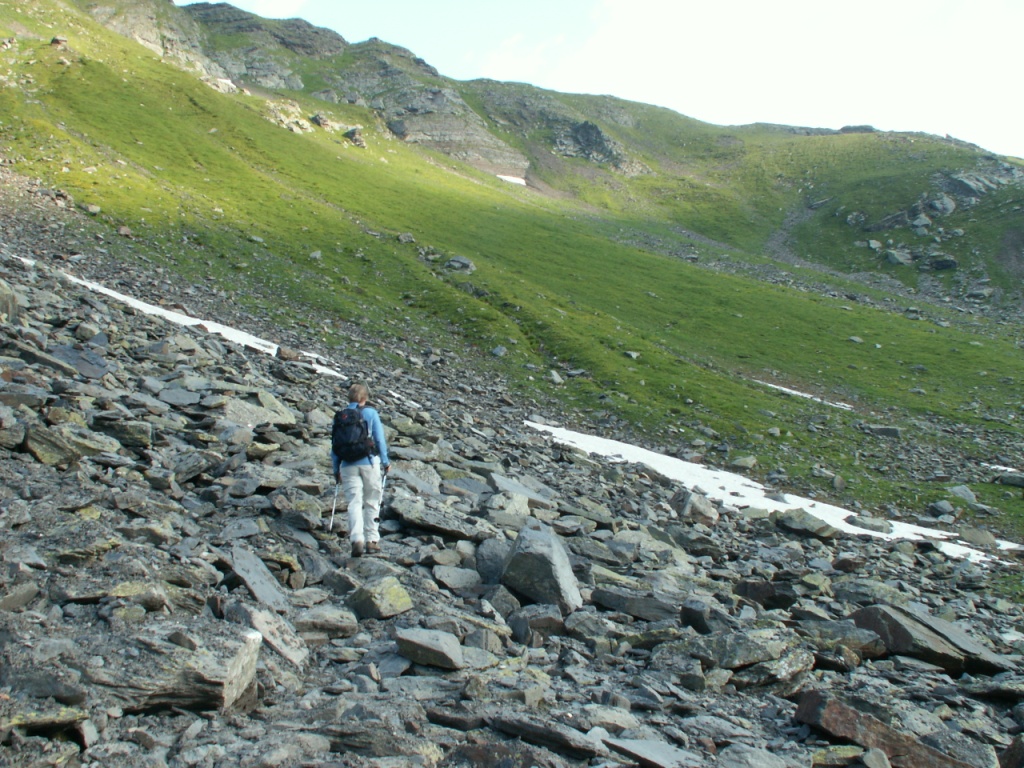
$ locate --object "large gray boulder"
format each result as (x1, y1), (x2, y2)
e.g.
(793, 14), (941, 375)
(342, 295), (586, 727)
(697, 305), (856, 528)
(394, 627), (465, 670)
(500, 522), (583, 615)
(849, 604), (1016, 675)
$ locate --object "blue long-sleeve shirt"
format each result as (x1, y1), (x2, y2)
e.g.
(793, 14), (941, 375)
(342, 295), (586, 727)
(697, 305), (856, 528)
(331, 402), (389, 475)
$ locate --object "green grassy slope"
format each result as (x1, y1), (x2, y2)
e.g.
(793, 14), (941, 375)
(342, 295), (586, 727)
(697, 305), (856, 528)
(2, 0), (1022, 533)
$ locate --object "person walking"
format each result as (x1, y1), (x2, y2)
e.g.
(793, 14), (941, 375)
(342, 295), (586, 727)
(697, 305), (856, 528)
(331, 383), (390, 558)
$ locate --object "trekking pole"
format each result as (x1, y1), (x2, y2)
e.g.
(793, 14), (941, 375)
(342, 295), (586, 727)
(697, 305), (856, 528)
(379, 468), (389, 514)
(326, 481), (340, 531)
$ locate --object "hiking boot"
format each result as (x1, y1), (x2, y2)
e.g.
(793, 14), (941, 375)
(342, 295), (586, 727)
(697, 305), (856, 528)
(366, 541), (381, 555)
(351, 541), (365, 558)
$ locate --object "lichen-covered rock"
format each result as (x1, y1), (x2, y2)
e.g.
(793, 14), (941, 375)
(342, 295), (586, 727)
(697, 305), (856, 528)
(347, 575), (414, 619)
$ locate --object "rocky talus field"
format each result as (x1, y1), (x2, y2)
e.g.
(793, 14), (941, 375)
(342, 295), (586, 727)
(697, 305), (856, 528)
(3, 167), (1024, 768)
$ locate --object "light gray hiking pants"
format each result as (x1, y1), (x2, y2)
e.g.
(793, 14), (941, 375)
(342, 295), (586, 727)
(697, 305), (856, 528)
(341, 460), (382, 545)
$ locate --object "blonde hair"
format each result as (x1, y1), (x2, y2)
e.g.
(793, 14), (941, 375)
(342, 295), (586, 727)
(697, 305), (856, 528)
(347, 383), (369, 404)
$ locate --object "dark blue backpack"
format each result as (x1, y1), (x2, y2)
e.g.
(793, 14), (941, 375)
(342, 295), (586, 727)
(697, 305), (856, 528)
(331, 407), (375, 461)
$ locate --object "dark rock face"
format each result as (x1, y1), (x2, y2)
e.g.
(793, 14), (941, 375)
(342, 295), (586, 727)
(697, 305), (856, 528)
(555, 120), (622, 165)
(181, 2), (347, 90)
(184, 2), (348, 59)
(1, 162), (1023, 767)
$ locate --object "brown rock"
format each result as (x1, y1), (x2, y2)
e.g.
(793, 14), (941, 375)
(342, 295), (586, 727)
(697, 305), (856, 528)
(795, 690), (974, 768)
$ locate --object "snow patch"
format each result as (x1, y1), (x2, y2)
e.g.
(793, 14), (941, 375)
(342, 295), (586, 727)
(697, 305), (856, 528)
(526, 421), (1020, 563)
(753, 379), (854, 411)
(38, 258), (342, 376)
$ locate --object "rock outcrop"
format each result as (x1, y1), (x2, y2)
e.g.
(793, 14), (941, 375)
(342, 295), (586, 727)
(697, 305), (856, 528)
(77, 0), (230, 83)
(183, 2), (347, 90)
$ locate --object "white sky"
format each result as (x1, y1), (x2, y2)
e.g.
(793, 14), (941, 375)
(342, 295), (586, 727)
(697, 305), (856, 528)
(173, 0), (1024, 159)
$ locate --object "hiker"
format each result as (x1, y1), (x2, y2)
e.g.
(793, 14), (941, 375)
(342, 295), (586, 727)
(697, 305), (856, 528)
(331, 383), (391, 558)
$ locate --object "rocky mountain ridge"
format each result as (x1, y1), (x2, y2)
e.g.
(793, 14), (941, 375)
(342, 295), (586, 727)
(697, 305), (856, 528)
(79, 0), (842, 174)
(71, 0), (534, 175)
(66, 0), (1024, 310)
(70, 0), (693, 179)
(2, 145), (1024, 767)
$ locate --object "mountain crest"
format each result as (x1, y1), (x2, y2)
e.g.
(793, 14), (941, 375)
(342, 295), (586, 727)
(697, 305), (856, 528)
(182, 2), (348, 59)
